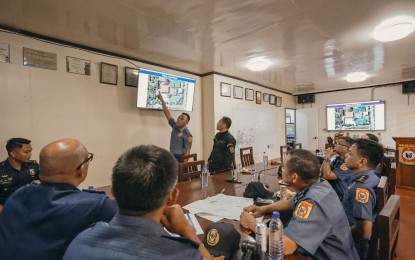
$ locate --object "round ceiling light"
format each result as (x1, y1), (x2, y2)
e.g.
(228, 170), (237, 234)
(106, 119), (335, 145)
(373, 15), (415, 42)
(245, 57), (271, 71)
(346, 72), (367, 83)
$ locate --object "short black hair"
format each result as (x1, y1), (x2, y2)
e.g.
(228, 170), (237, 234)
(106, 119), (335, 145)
(112, 145), (178, 215)
(6, 138), (31, 154)
(340, 136), (354, 147)
(353, 139), (384, 168)
(286, 149), (320, 182)
(182, 112), (190, 122)
(365, 133), (379, 143)
(221, 116), (232, 129)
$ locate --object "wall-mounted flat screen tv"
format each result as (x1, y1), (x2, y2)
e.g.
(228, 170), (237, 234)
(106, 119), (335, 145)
(326, 100), (385, 131)
(137, 68), (195, 111)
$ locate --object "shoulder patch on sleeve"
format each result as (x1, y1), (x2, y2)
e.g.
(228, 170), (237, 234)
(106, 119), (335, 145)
(188, 136), (193, 143)
(355, 188), (369, 203)
(294, 201), (314, 220)
(339, 163), (349, 171)
(355, 175), (368, 183)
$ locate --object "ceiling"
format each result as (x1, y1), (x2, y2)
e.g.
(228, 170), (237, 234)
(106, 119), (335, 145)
(1, 0), (415, 95)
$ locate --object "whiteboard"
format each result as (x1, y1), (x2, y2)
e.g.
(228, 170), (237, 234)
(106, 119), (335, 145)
(232, 108), (279, 162)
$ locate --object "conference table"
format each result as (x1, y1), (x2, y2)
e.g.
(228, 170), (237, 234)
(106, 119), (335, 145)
(96, 161), (308, 259)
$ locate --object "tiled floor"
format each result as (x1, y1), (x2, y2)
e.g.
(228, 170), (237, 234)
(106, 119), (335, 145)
(395, 187), (415, 260)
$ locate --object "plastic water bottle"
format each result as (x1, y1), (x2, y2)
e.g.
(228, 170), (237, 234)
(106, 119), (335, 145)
(251, 168), (257, 182)
(269, 211), (284, 260)
(201, 164), (208, 188)
(263, 152), (269, 170)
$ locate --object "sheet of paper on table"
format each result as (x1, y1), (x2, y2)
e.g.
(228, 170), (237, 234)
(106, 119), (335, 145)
(183, 194), (254, 221)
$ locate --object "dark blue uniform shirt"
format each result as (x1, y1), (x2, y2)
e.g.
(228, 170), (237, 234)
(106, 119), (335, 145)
(328, 158), (352, 201)
(168, 117), (192, 156)
(0, 159), (40, 205)
(0, 182), (117, 260)
(285, 179), (359, 259)
(64, 214), (202, 259)
(208, 131), (236, 173)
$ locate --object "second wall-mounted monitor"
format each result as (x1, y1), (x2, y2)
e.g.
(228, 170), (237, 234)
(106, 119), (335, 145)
(137, 68), (195, 111)
(326, 100), (385, 131)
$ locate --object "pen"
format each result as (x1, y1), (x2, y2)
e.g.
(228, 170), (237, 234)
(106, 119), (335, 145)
(220, 188), (225, 194)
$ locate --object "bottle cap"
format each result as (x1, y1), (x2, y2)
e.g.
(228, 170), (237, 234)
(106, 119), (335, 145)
(251, 168), (256, 172)
(88, 186), (94, 190)
(272, 211), (280, 219)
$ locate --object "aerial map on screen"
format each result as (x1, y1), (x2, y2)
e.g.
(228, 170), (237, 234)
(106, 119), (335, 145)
(137, 69), (195, 111)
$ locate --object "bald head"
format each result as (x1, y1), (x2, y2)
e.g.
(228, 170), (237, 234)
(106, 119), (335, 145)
(39, 138), (89, 185)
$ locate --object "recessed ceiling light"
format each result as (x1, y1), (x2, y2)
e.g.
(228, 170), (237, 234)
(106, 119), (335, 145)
(245, 57), (271, 71)
(346, 72), (367, 82)
(373, 15), (415, 42)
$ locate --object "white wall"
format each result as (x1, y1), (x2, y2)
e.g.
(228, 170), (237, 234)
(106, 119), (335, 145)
(303, 85), (415, 149)
(0, 32), (203, 188)
(210, 75), (296, 164)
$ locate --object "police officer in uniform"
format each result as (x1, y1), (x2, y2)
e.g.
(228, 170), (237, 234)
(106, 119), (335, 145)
(241, 149), (358, 259)
(157, 93), (192, 162)
(342, 138), (383, 259)
(208, 116), (236, 174)
(0, 138), (40, 207)
(0, 138), (117, 260)
(321, 136), (354, 200)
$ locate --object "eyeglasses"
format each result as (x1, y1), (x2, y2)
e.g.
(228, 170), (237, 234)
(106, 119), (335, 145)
(335, 142), (350, 148)
(76, 153), (94, 170)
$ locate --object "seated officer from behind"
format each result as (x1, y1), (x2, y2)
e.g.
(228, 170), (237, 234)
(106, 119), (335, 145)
(0, 138), (117, 260)
(64, 145), (212, 260)
(342, 139), (383, 259)
(208, 116), (236, 173)
(0, 138), (40, 208)
(321, 136), (354, 200)
(241, 149), (358, 259)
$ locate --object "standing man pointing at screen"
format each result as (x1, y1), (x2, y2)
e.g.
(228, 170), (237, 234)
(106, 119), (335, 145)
(158, 93), (192, 162)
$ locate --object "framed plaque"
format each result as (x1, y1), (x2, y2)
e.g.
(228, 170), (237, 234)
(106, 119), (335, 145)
(66, 56), (91, 75)
(263, 93), (269, 102)
(256, 91), (262, 104)
(276, 96), (282, 107)
(100, 62), (118, 85)
(220, 82), (231, 97)
(23, 48), (57, 70)
(269, 94), (276, 105)
(125, 67), (139, 87)
(0, 42), (10, 63)
(233, 85), (243, 99)
(245, 88), (254, 101)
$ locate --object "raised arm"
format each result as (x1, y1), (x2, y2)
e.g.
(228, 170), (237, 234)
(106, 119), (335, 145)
(157, 93), (172, 120)
(321, 148), (338, 180)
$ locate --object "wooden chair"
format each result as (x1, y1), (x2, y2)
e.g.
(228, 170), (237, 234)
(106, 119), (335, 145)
(380, 156), (396, 197)
(378, 194), (400, 260)
(178, 160), (205, 182)
(240, 147), (254, 167)
(368, 176), (389, 259)
(181, 153), (197, 163)
(280, 145), (291, 163)
(293, 143), (302, 149)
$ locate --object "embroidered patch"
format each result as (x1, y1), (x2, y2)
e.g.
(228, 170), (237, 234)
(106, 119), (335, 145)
(29, 169), (35, 176)
(188, 136), (193, 143)
(339, 163), (349, 171)
(294, 201), (314, 220)
(206, 228), (220, 246)
(178, 133), (183, 137)
(355, 188), (369, 203)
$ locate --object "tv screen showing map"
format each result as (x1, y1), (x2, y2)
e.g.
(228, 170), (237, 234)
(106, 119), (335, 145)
(326, 100), (385, 131)
(137, 68), (195, 111)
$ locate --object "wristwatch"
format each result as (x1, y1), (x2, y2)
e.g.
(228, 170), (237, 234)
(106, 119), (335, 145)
(323, 157), (331, 162)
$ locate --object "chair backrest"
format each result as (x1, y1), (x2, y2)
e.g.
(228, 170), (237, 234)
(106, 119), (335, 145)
(379, 156), (395, 197)
(293, 143), (302, 149)
(181, 153), (197, 163)
(368, 176), (389, 259)
(178, 160), (205, 182)
(240, 147), (254, 167)
(377, 176), (388, 215)
(378, 194), (400, 260)
(280, 145), (291, 163)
